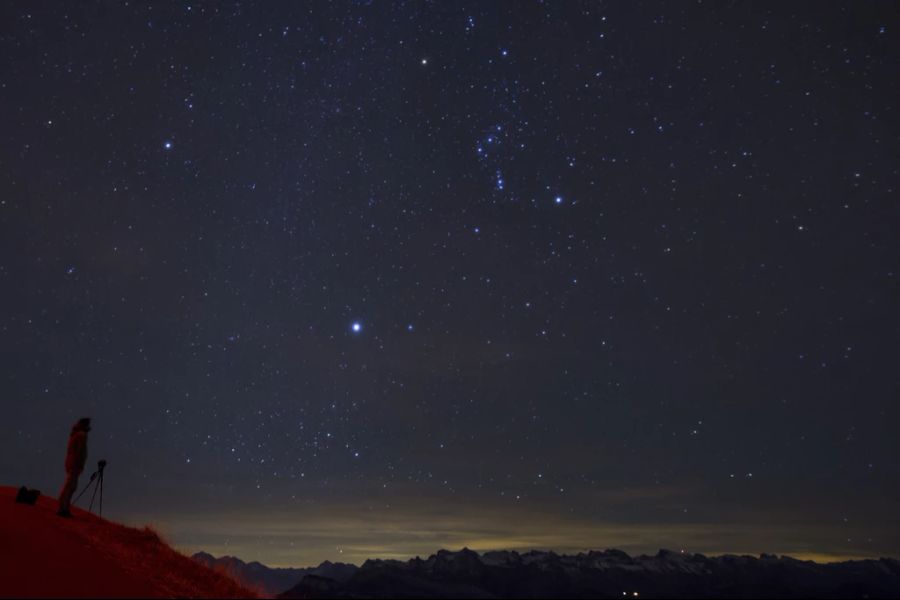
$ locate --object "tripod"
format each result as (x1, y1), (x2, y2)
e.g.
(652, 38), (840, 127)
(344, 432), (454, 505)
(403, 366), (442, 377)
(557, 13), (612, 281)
(74, 459), (107, 516)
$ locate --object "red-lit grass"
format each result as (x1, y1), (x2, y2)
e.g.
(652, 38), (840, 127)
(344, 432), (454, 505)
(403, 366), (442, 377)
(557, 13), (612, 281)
(0, 486), (256, 598)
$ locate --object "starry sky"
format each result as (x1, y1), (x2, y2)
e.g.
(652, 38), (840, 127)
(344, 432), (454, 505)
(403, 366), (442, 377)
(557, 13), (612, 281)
(1, 2), (898, 567)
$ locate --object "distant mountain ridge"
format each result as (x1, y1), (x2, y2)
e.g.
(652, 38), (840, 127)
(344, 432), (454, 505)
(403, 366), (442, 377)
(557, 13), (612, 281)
(272, 547), (900, 599)
(192, 551), (357, 596)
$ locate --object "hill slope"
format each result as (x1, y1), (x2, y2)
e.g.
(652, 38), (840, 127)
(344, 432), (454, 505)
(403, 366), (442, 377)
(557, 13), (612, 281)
(0, 486), (254, 598)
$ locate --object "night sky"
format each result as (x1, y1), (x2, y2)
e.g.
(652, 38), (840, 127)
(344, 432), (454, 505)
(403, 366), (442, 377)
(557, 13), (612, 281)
(2, 2), (898, 567)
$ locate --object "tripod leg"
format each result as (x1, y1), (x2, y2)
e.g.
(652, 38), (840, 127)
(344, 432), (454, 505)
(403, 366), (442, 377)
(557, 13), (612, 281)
(73, 476), (93, 505)
(89, 477), (99, 513)
(98, 475), (103, 517)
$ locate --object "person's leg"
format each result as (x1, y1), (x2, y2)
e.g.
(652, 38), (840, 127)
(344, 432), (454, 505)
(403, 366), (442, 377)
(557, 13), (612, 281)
(57, 470), (80, 515)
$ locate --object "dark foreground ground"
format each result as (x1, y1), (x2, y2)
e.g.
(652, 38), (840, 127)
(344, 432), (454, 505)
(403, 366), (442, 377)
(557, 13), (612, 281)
(0, 486), (254, 598)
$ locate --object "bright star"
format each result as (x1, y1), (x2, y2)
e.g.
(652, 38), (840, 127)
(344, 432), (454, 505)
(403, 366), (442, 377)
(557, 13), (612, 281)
(163, 140), (173, 150)
(555, 196), (563, 204)
(351, 322), (362, 333)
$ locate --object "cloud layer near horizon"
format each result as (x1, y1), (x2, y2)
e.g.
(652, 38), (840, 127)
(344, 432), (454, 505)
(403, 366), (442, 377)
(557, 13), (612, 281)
(131, 483), (896, 567)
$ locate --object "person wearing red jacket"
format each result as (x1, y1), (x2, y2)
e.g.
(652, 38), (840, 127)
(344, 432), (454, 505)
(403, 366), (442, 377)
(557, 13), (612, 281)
(57, 417), (90, 517)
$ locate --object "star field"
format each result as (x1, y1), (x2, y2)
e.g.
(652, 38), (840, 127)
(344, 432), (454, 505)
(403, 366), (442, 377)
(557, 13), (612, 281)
(1, 2), (898, 566)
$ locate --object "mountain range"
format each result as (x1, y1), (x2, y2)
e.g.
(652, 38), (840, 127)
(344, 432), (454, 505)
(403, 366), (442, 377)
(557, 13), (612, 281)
(197, 546), (900, 598)
(192, 551), (357, 597)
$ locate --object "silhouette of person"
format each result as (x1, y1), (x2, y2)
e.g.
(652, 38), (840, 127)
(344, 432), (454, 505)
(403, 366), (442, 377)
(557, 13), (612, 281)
(57, 417), (90, 517)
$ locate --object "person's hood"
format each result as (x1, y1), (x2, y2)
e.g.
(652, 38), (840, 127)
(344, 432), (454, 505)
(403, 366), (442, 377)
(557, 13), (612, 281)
(72, 418), (92, 433)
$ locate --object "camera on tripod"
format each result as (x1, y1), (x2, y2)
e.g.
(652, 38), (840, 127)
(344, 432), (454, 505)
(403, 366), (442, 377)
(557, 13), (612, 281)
(88, 460), (107, 481)
(75, 458), (108, 516)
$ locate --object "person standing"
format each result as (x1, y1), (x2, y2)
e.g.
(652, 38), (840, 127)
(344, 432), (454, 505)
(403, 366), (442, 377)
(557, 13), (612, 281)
(57, 417), (90, 517)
